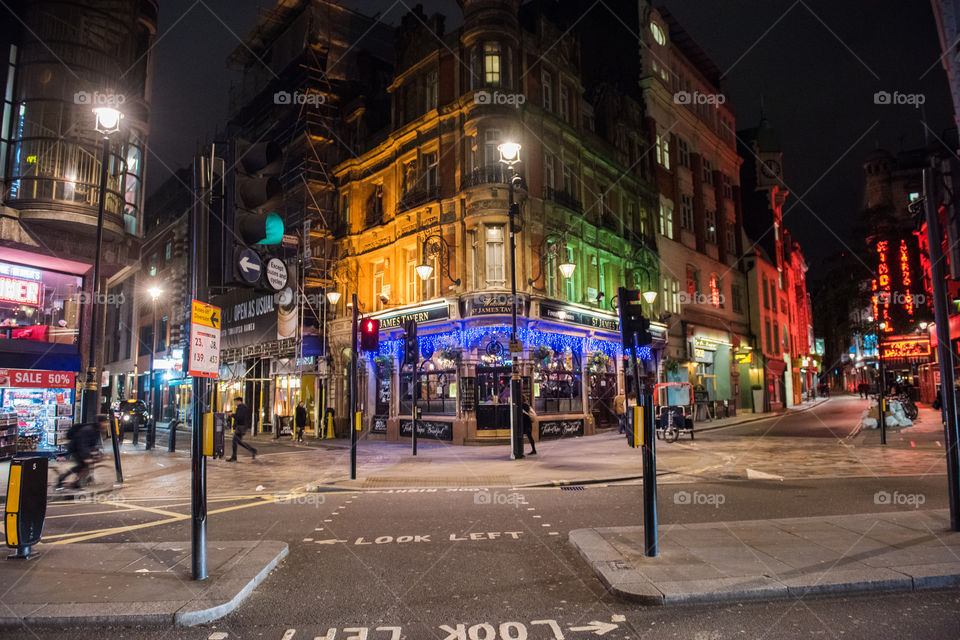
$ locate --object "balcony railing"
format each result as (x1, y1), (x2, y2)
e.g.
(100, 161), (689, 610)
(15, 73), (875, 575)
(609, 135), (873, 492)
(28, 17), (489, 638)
(397, 185), (441, 212)
(466, 164), (509, 187)
(365, 202), (384, 228)
(543, 186), (583, 213)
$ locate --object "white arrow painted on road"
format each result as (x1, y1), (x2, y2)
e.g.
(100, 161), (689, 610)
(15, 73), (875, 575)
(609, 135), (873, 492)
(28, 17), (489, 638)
(239, 255), (261, 274)
(569, 621), (618, 635)
(315, 539), (347, 545)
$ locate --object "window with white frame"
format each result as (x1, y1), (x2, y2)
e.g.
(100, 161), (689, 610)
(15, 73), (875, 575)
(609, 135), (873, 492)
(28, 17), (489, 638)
(422, 152), (438, 190)
(484, 42), (501, 86)
(406, 249), (417, 303)
(659, 199), (674, 239)
(656, 130), (670, 169)
(544, 153), (555, 190)
(373, 262), (386, 311)
(705, 208), (717, 244)
(486, 225), (505, 285)
(484, 129), (501, 166)
(680, 193), (694, 231)
(677, 137), (690, 168)
(565, 246), (576, 302)
(559, 85), (570, 121)
(546, 244), (557, 298)
(542, 69), (553, 111)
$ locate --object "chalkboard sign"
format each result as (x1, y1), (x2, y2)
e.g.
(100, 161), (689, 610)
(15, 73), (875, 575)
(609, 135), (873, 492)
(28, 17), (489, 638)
(400, 419), (453, 441)
(459, 376), (477, 412)
(693, 390), (710, 403)
(539, 419), (584, 440)
(372, 415), (388, 433)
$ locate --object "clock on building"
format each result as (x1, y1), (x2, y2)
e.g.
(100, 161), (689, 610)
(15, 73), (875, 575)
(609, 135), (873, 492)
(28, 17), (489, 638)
(761, 159), (782, 179)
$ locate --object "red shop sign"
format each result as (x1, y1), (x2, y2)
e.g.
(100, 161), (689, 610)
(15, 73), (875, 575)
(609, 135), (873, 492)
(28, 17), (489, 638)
(0, 368), (75, 388)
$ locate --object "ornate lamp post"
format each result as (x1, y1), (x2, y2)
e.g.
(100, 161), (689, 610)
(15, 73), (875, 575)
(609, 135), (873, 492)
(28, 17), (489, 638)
(146, 285), (162, 449)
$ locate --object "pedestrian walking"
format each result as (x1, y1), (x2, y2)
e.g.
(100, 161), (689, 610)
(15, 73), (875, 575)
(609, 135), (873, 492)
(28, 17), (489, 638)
(55, 416), (106, 489)
(522, 401), (537, 456)
(295, 401), (308, 442)
(614, 392), (626, 434)
(226, 396), (257, 461)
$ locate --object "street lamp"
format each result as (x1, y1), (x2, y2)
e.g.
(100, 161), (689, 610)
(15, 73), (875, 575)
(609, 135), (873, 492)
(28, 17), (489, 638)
(528, 233), (576, 286)
(643, 291), (658, 304)
(80, 105), (123, 426)
(146, 285), (162, 450)
(416, 234), (460, 287)
(559, 262), (576, 279)
(326, 290), (342, 305)
(498, 140), (524, 460)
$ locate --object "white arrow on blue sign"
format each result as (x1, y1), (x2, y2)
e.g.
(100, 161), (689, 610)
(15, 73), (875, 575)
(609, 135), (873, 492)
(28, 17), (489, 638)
(238, 248), (262, 283)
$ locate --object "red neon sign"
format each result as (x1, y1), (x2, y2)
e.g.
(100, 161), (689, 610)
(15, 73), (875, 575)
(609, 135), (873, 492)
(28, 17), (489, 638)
(900, 239), (914, 316)
(880, 337), (931, 359)
(0, 276), (41, 306)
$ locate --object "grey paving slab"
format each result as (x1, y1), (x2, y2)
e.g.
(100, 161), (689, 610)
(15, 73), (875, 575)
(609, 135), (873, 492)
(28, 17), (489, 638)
(569, 509), (960, 607)
(0, 540), (288, 628)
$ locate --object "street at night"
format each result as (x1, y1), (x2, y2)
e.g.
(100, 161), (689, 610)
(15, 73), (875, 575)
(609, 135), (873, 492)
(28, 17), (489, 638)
(3, 0), (960, 638)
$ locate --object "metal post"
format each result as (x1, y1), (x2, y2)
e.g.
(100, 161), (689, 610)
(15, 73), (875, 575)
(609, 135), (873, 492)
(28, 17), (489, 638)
(189, 155), (209, 580)
(924, 164), (960, 530)
(350, 293), (358, 480)
(877, 320), (886, 445)
(412, 362), (418, 456)
(109, 415), (123, 483)
(146, 295), (157, 450)
(508, 174), (523, 460)
(80, 136), (110, 425)
(633, 334), (657, 557)
(168, 415), (177, 452)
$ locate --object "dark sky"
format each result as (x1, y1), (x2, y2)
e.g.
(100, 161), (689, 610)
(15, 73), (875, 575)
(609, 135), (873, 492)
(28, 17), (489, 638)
(147, 0), (955, 280)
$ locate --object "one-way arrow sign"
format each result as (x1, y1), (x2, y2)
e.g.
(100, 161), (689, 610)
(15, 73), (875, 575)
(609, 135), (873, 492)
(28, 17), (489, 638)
(238, 248), (262, 283)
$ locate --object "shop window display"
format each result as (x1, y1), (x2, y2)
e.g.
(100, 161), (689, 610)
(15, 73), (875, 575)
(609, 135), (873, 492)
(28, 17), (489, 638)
(400, 359), (456, 415)
(533, 346), (581, 414)
(0, 262), (82, 345)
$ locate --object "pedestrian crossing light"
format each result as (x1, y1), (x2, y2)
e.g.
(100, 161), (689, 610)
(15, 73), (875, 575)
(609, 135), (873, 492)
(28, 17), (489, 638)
(360, 318), (380, 352)
(618, 287), (653, 349)
(403, 319), (418, 366)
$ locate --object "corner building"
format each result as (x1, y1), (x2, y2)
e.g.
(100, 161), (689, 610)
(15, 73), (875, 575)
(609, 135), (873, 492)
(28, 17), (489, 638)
(328, 0), (664, 445)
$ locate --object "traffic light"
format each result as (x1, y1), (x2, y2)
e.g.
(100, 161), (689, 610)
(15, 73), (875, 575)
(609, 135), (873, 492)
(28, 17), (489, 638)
(618, 287), (652, 348)
(403, 319), (418, 366)
(625, 405), (643, 448)
(360, 318), (380, 352)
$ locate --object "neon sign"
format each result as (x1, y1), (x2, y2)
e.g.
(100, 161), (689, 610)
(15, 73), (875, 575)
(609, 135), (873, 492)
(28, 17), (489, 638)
(899, 239), (914, 316)
(0, 277), (41, 305)
(872, 240), (893, 331)
(880, 337), (931, 359)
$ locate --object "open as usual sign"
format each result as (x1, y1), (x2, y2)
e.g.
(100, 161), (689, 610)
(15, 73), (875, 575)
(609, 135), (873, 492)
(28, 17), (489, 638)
(189, 300), (221, 379)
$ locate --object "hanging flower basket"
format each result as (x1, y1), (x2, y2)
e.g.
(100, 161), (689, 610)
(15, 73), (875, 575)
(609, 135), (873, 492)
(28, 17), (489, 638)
(531, 344), (554, 363)
(589, 351), (610, 372)
(373, 354), (393, 373)
(664, 358), (681, 375)
(437, 346), (462, 365)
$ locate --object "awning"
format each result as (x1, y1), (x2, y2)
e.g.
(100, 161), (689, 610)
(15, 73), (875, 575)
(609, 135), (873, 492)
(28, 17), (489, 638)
(765, 358), (787, 376)
(0, 340), (81, 372)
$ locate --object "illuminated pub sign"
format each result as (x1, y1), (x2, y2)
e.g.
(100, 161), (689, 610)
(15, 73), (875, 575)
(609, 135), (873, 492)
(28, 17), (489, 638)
(880, 336), (931, 359)
(0, 261), (42, 306)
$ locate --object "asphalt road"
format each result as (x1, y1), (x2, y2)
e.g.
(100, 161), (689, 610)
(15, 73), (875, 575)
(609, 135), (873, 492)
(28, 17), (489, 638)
(706, 394), (866, 439)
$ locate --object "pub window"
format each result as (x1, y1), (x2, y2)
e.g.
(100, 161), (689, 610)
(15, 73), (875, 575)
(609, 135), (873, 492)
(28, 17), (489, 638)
(400, 360), (456, 415)
(486, 225), (505, 286)
(559, 85), (570, 121)
(533, 347), (582, 414)
(542, 69), (553, 111)
(375, 357), (392, 415)
(405, 248), (417, 303)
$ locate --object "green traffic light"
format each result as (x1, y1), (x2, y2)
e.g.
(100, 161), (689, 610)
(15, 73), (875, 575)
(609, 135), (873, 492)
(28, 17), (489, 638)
(256, 212), (284, 245)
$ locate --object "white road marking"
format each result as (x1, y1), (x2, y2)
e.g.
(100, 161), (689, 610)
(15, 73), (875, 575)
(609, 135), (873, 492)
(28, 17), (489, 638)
(281, 630), (296, 640)
(208, 632), (229, 640)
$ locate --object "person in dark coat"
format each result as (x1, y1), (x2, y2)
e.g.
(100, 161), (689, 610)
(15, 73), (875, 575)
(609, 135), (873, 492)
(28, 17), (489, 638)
(227, 397), (257, 461)
(56, 417), (105, 489)
(295, 401), (308, 442)
(522, 401), (537, 456)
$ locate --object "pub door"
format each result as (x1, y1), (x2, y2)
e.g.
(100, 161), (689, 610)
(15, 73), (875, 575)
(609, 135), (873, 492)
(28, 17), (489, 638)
(589, 371), (617, 429)
(476, 366), (511, 435)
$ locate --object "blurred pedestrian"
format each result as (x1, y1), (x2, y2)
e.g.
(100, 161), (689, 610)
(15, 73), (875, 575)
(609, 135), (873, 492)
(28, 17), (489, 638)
(226, 396), (257, 461)
(295, 401), (307, 442)
(614, 392), (626, 434)
(55, 417), (105, 489)
(522, 401), (537, 456)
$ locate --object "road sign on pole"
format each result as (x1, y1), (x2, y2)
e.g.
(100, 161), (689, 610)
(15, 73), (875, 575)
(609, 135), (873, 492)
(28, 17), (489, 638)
(265, 258), (288, 290)
(237, 249), (261, 283)
(188, 300), (220, 379)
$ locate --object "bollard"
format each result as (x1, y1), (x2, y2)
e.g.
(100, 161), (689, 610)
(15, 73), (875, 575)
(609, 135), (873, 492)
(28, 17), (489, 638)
(5, 456), (47, 559)
(168, 419), (177, 452)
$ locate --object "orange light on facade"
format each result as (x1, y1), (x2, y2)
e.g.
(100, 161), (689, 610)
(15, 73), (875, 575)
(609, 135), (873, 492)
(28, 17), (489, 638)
(880, 336), (931, 359)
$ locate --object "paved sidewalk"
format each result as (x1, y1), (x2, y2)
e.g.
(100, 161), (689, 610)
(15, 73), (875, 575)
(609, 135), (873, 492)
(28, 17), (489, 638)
(0, 539), (288, 627)
(570, 509), (960, 605)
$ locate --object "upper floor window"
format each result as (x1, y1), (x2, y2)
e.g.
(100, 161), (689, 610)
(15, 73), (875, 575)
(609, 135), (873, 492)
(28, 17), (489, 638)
(425, 70), (438, 112)
(559, 86), (570, 121)
(656, 131), (670, 169)
(164, 241), (172, 261)
(484, 42), (501, 86)
(676, 138), (690, 169)
(423, 152), (438, 190)
(770, 281), (778, 312)
(731, 284), (743, 313)
(705, 209), (717, 244)
(680, 194), (694, 231)
(722, 174), (733, 199)
(650, 22), (666, 46)
(709, 273), (722, 307)
(659, 199), (674, 240)
(702, 159), (713, 185)
(341, 193), (350, 228)
(762, 277), (770, 309)
(486, 225), (505, 285)
(484, 129), (501, 166)
(686, 265), (699, 299)
(725, 219), (736, 253)
(406, 249), (418, 303)
(544, 153), (555, 190)
(562, 163), (575, 196)
(542, 70), (553, 112)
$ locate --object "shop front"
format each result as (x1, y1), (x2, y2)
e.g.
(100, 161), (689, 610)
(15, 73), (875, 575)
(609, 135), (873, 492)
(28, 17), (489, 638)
(363, 297), (663, 445)
(685, 326), (736, 419)
(765, 357), (787, 411)
(0, 368), (76, 458)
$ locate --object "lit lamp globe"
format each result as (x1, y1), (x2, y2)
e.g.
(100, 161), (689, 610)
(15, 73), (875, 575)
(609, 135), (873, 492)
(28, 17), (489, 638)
(558, 262), (576, 279)
(416, 263), (435, 281)
(497, 142), (521, 165)
(326, 291), (342, 305)
(93, 107), (122, 135)
(643, 291), (658, 304)
(147, 286), (162, 301)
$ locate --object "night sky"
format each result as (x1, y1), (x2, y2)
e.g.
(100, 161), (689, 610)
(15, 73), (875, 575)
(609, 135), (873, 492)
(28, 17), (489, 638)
(148, 0), (955, 281)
